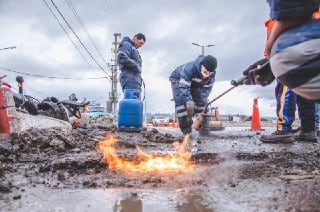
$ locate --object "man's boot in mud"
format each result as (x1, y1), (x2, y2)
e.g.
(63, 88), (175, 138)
(295, 131), (318, 142)
(199, 115), (211, 137)
(260, 131), (295, 143)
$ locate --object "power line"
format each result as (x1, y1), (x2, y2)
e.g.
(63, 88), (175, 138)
(42, 0), (96, 73)
(64, 0), (109, 68)
(107, 0), (120, 31)
(102, 0), (119, 32)
(0, 66), (109, 80)
(49, 0), (108, 76)
(102, 3), (114, 33)
(43, 0), (107, 81)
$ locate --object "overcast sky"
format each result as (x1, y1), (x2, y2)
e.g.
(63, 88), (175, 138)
(0, 0), (277, 116)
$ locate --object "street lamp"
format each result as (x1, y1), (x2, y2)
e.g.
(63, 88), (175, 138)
(191, 43), (214, 55)
(0, 46), (17, 51)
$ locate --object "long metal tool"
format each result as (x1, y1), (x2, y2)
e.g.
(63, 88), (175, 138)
(192, 75), (248, 133)
(204, 76), (247, 112)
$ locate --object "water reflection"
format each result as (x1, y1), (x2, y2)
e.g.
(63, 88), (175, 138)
(1, 187), (216, 211)
(175, 193), (213, 212)
(113, 195), (142, 212)
(112, 189), (213, 212)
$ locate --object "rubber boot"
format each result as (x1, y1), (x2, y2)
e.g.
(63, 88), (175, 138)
(199, 115), (211, 136)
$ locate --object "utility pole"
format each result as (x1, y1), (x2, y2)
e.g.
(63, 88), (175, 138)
(109, 33), (121, 123)
(191, 43), (214, 55)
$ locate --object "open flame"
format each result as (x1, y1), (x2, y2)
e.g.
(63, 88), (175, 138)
(97, 134), (194, 173)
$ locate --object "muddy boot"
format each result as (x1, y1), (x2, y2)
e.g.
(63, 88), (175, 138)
(260, 131), (295, 143)
(185, 101), (194, 132)
(199, 116), (211, 137)
(181, 127), (192, 136)
(295, 131), (318, 142)
(186, 118), (193, 131)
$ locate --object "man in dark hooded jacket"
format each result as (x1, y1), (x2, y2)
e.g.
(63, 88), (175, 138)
(117, 33), (146, 95)
(169, 55), (217, 135)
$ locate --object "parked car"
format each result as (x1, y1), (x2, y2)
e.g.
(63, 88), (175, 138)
(152, 116), (170, 126)
(86, 106), (112, 119)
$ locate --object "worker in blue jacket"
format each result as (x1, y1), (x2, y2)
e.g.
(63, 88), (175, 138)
(169, 55), (217, 135)
(117, 33), (146, 95)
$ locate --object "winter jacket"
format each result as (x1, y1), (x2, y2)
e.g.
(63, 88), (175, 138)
(117, 37), (142, 74)
(169, 55), (216, 106)
(268, 0), (319, 20)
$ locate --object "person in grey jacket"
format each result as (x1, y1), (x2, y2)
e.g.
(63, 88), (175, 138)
(169, 55), (217, 135)
(117, 33), (146, 95)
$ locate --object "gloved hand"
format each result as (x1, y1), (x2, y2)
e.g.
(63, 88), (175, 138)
(186, 101), (195, 118)
(231, 58), (275, 86)
(192, 113), (205, 131)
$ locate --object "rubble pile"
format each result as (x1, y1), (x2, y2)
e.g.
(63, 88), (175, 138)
(0, 121), (191, 193)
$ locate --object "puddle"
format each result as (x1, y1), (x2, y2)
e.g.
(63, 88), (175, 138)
(1, 187), (214, 212)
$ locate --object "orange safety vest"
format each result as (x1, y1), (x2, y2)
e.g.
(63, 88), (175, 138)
(264, 19), (276, 42)
(264, 19), (276, 56)
(313, 8), (320, 19)
(265, 8), (320, 39)
(264, 9), (320, 56)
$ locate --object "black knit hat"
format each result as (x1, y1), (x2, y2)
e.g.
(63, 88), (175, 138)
(201, 55), (217, 72)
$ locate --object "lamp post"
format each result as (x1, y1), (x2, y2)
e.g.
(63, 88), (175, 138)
(191, 43), (214, 55)
(0, 46), (17, 51)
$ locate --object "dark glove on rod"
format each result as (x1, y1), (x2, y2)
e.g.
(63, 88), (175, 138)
(231, 58), (275, 86)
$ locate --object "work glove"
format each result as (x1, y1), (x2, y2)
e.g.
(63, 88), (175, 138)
(192, 112), (205, 131)
(186, 101), (195, 119)
(231, 58), (275, 86)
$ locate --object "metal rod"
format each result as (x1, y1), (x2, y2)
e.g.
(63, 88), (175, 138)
(205, 76), (247, 111)
(0, 46), (16, 51)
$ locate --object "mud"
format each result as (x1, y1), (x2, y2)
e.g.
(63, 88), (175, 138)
(0, 119), (320, 211)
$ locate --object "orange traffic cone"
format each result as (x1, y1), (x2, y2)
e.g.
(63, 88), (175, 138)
(251, 98), (264, 131)
(214, 107), (220, 121)
(172, 119), (175, 128)
(174, 118), (179, 128)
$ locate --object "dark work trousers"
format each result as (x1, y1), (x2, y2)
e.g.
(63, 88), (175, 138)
(275, 81), (315, 132)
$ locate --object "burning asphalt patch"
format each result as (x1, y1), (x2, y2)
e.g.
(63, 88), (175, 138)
(0, 121), (320, 211)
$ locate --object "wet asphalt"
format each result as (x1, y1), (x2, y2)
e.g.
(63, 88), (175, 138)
(0, 122), (319, 212)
